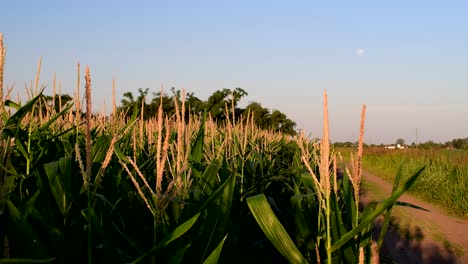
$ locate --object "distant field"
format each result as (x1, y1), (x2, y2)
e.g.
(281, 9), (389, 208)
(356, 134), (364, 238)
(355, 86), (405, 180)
(341, 148), (468, 217)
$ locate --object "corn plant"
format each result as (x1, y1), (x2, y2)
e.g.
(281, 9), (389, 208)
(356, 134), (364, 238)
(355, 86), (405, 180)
(246, 91), (425, 264)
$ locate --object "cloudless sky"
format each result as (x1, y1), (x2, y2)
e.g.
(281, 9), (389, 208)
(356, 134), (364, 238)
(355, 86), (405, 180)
(2, 0), (467, 143)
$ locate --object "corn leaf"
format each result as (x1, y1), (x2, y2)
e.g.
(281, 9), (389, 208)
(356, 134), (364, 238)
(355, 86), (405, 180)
(43, 157), (73, 217)
(202, 234), (228, 264)
(38, 102), (74, 132)
(130, 212), (201, 263)
(377, 164), (402, 248)
(247, 194), (308, 264)
(2, 90), (44, 138)
(190, 111), (206, 165)
(331, 166), (425, 252)
(167, 243), (191, 264)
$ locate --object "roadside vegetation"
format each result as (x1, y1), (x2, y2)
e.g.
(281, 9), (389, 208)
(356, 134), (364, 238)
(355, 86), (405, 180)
(359, 148), (468, 217)
(0, 33), (426, 263)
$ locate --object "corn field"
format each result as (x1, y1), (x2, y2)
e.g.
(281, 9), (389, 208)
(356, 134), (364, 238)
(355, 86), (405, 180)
(0, 33), (425, 264)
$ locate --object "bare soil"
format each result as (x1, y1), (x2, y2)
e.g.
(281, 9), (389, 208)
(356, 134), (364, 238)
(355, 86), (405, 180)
(360, 170), (468, 264)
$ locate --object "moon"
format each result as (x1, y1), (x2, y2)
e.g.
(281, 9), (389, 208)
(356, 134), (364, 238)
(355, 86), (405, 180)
(356, 48), (365, 56)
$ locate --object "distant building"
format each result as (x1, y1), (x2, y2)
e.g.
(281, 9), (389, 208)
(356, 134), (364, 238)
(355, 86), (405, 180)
(385, 144), (405, 149)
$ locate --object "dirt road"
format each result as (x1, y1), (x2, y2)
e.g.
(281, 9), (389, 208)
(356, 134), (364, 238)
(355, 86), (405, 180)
(361, 170), (468, 264)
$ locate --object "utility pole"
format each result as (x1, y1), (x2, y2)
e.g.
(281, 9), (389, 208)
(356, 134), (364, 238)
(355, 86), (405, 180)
(415, 128), (419, 147)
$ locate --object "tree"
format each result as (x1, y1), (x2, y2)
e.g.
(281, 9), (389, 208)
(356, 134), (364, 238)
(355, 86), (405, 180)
(117, 87), (297, 135)
(270, 109), (296, 135)
(43, 94), (73, 113)
(205, 88), (248, 121)
(245, 102), (270, 128)
(244, 102), (297, 135)
(452, 138), (468, 149)
(119, 88), (150, 118)
(395, 138), (405, 146)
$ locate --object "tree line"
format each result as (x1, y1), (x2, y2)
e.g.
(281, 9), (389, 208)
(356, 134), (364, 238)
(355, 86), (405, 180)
(334, 137), (468, 150)
(118, 87), (297, 135)
(38, 87), (297, 135)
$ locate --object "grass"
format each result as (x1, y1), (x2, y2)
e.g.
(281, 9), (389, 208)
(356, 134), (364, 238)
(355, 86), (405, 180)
(357, 148), (468, 217)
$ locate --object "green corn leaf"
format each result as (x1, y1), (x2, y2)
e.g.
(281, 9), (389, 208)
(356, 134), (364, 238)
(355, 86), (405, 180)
(190, 111), (206, 164)
(43, 157), (73, 217)
(38, 102), (74, 132)
(300, 172), (321, 196)
(2, 90), (43, 138)
(290, 182), (318, 252)
(198, 159), (221, 196)
(331, 166), (425, 252)
(3, 99), (21, 110)
(342, 171), (357, 228)
(168, 243), (191, 264)
(329, 193), (355, 263)
(191, 166), (235, 263)
(393, 201), (428, 211)
(23, 190), (41, 219)
(358, 202), (377, 249)
(378, 164), (403, 248)
(198, 173), (236, 212)
(247, 194), (308, 264)
(6, 201), (48, 259)
(130, 212), (201, 263)
(14, 138), (29, 162)
(113, 144), (129, 163)
(202, 235), (228, 264)
(291, 194), (312, 246)
(111, 222), (144, 254)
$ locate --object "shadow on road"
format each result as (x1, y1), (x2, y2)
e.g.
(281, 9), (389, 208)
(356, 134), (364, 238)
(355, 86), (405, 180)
(336, 167), (462, 263)
(373, 216), (459, 264)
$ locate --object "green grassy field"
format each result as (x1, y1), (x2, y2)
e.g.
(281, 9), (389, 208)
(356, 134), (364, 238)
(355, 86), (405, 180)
(352, 148), (468, 217)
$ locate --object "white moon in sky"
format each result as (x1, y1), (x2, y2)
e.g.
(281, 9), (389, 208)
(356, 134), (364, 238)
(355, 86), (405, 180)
(356, 48), (365, 56)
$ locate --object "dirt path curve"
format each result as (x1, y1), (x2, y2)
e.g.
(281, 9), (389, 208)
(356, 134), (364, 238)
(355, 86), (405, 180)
(361, 170), (468, 264)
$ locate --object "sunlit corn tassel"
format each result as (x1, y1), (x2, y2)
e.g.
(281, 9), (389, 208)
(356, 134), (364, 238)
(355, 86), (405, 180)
(355, 104), (367, 199)
(58, 81), (63, 112)
(52, 72), (56, 113)
(155, 94), (164, 193)
(371, 241), (379, 264)
(173, 94), (182, 176)
(132, 129), (137, 162)
(140, 95), (144, 145)
(315, 244), (321, 264)
(121, 161), (153, 214)
(358, 247), (365, 264)
(75, 143), (87, 187)
(321, 90), (331, 198)
(35, 57), (42, 124)
(95, 134), (119, 188)
(112, 77), (117, 117)
(128, 157), (156, 198)
(76, 62), (81, 113)
(85, 66), (92, 186)
(0, 33), (5, 113)
(347, 104), (367, 216)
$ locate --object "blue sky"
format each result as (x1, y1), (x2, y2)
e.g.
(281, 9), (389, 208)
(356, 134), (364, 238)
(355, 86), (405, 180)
(2, 0), (467, 143)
